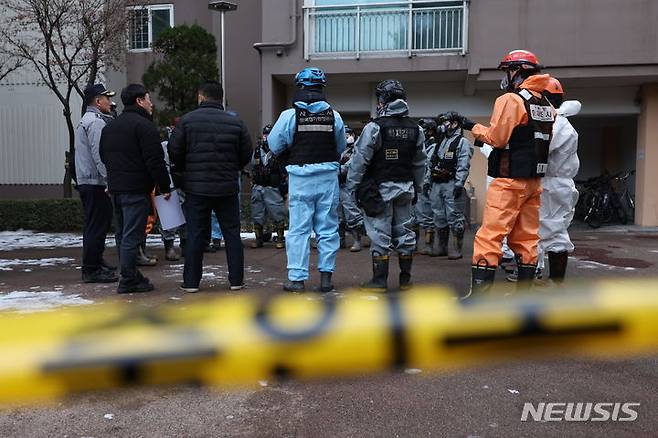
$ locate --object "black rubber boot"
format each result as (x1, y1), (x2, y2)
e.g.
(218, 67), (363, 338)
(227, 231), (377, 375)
(349, 227), (362, 252)
(319, 272), (335, 293)
(164, 240), (180, 261)
(420, 228), (434, 256)
(398, 254), (413, 291)
(516, 263), (538, 291)
(283, 280), (305, 292)
(467, 263), (496, 298)
(137, 243), (158, 266)
(251, 224), (264, 248)
(339, 223), (347, 249)
(548, 251), (569, 283)
(447, 228), (464, 260)
(275, 223), (286, 249)
(360, 254), (389, 292)
(432, 227), (449, 257)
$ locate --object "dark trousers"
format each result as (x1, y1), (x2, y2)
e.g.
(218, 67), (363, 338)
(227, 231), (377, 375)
(79, 185), (113, 273)
(184, 193), (244, 287)
(112, 193), (151, 283)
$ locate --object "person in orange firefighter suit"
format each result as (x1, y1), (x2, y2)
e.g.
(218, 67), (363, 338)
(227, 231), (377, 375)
(460, 50), (556, 295)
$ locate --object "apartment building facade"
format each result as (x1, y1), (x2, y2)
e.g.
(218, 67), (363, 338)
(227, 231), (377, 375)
(3, 0), (658, 228)
(253, 0), (658, 226)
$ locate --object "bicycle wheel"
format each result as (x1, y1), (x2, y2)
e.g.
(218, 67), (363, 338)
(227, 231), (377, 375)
(610, 192), (628, 225)
(585, 207), (601, 229)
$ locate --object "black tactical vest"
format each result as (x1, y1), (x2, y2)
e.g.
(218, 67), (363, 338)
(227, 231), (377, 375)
(430, 135), (462, 183)
(488, 88), (554, 178)
(288, 107), (339, 165)
(369, 116), (419, 183)
(252, 142), (284, 187)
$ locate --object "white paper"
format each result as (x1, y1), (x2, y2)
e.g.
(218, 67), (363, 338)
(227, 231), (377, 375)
(154, 192), (186, 230)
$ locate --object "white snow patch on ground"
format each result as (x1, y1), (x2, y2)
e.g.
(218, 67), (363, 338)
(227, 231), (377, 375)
(0, 291), (93, 313)
(0, 257), (74, 269)
(0, 230), (262, 251)
(0, 231), (84, 251)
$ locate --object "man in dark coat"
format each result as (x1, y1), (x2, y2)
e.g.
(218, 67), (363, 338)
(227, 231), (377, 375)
(168, 81), (252, 292)
(100, 84), (171, 294)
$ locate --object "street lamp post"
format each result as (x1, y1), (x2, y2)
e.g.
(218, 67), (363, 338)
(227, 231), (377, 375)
(208, 1), (237, 109)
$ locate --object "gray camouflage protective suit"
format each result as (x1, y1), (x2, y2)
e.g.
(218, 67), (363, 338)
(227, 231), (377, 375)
(424, 131), (473, 233)
(345, 99), (426, 256)
(338, 141), (364, 231)
(412, 135), (436, 229)
(250, 145), (287, 227)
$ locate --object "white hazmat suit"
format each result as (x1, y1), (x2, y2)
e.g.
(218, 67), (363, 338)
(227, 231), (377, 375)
(537, 100), (581, 271)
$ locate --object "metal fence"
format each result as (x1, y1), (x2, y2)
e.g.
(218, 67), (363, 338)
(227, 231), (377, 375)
(304, 0), (468, 59)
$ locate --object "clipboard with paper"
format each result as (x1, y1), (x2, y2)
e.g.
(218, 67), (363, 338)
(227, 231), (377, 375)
(154, 191), (186, 230)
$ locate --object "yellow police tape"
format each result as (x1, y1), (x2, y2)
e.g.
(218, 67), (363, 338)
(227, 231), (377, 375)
(2, 279), (658, 405)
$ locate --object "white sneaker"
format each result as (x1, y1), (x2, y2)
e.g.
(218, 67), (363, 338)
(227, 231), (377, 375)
(230, 283), (246, 291)
(179, 284), (200, 293)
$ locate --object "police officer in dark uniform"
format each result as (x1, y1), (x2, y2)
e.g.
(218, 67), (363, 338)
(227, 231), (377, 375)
(250, 124), (288, 249)
(346, 80), (426, 291)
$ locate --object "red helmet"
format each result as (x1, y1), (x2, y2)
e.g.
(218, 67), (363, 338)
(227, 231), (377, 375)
(545, 77), (564, 95)
(498, 50), (542, 71)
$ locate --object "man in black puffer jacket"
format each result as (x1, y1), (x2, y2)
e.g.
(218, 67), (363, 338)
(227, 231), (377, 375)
(168, 81), (252, 292)
(100, 84), (172, 294)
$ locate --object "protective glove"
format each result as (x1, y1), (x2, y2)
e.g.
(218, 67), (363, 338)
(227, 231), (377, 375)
(422, 183), (431, 197)
(453, 186), (463, 200)
(461, 117), (476, 131)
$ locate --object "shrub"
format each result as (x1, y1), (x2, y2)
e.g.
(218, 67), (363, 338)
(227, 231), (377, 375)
(0, 199), (84, 232)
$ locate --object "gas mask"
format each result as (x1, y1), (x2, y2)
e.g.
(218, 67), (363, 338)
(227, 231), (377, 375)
(500, 68), (525, 91)
(439, 121), (458, 137)
(346, 134), (355, 145)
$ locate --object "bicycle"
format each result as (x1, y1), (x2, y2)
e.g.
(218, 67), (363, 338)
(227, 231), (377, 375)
(582, 171), (633, 228)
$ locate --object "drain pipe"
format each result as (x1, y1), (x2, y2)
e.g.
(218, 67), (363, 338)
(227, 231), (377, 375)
(253, 0), (298, 132)
(253, 0), (298, 55)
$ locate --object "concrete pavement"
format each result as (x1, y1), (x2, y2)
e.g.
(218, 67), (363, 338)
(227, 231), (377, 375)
(1, 229), (657, 437)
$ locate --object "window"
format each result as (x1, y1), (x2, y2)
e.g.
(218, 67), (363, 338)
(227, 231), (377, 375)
(128, 4), (174, 51)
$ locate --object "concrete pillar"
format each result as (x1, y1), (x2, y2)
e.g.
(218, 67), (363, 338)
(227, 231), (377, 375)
(635, 84), (658, 226)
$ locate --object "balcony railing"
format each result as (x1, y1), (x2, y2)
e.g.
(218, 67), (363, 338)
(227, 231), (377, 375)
(303, 0), (469, 60)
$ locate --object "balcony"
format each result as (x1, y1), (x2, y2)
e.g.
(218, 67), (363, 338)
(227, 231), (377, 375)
(303, 0), (469, 60)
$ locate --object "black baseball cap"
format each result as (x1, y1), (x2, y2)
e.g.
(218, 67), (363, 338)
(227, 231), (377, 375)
(83, 84), (115, 100)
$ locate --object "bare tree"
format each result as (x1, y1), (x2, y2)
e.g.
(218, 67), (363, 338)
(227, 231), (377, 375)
(0, 43), (23, 83)
(0, 0), (133, 197)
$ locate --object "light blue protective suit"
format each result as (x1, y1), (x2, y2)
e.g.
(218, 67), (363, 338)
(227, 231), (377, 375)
(268, 100), (346, 281)
(211, 211), (223, 240)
